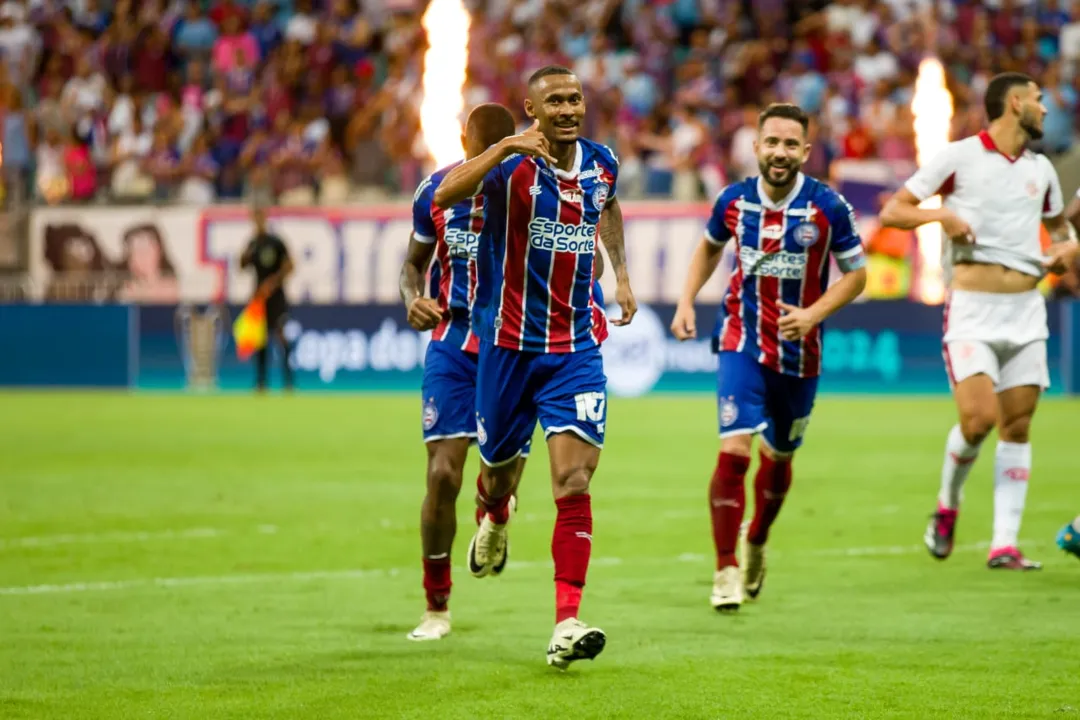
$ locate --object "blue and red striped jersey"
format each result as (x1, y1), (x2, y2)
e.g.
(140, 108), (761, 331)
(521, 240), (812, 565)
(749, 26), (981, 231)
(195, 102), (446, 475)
(705, 173), (866, 378)
(412, 161), (484, 353)
(472, 138), (617, 354)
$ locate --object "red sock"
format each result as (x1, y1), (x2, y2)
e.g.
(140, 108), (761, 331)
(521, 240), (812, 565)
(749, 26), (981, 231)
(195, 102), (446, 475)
(477, 473), (511, 524)
(747, 453), (792, 546)
(710, 452), (750, 570)
(422, 557), (451, 612)
(552, 494), (592, 623)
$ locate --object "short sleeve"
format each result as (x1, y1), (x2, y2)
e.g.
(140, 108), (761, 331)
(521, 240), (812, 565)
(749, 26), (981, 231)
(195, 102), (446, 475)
(478, 155), (518, 200)
(904, 142), (957, 201)
(412, 175), (437, 243)
(827, 192), (867, 272)
(597, 143), (620, 199)
(704, 186), (738, 246)
(1042, 157), (1064, 218)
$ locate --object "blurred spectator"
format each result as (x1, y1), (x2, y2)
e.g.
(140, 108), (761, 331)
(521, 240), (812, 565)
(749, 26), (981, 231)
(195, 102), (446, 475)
(0, 0), (1078, 216)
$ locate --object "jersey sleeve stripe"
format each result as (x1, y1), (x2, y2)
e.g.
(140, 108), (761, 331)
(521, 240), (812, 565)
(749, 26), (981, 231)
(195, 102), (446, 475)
(414, 232), (436, 243)
(832, 245), (864, 259)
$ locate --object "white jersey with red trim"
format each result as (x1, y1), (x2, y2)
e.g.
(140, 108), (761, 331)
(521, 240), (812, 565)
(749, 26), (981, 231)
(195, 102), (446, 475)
(904, 130), (1063, 280)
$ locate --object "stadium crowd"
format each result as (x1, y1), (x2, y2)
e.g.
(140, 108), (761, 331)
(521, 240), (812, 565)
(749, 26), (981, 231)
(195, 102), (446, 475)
(1, 0), (1079, 207)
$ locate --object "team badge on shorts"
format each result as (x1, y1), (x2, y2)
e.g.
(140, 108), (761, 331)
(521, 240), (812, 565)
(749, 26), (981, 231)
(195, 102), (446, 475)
(591, 183), (609, 212)
(422, 397), (439, 431)
(720, 397), (739, 427)
(794, 221), (820, 247)
(476, 414), (488, 446)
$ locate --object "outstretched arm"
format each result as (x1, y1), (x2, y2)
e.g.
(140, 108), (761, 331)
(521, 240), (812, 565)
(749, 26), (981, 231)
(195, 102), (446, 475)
(670, 237), (725, 340)
(598, 196), (636, 326)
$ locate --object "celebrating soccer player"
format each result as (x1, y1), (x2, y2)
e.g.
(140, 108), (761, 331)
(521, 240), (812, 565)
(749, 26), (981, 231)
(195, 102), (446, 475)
(881, 72), (1080, 570)
(671, 103), (868, 611)
(399, 104), (527, 642)
(433, 66), (636, 669)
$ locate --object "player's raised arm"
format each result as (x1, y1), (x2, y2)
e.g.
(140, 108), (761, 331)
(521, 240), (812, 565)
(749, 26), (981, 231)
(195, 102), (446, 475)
(672, 189), (732, 340)
(598, 196), (636, 326)
(433, 121), (556, 209)
(778, 197), (868, 342)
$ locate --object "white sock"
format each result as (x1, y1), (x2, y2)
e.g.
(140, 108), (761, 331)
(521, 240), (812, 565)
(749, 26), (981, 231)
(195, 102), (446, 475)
(939, 424), (981, 510)
(991, 441), (1032, 550)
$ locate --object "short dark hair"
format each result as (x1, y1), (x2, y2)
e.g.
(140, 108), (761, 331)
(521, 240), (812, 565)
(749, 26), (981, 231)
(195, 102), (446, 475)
(758, 103), (809, 134)
(527, 65), (574, 87)
(985, 72), (1036, 121)
(465, 103), (517, 148)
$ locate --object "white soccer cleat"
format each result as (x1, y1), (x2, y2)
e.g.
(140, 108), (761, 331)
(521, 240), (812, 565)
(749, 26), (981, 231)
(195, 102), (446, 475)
(466, 514), (508, 578)
(740, 525), (767, 600)
(406, 611), (451, 641)
(711, 566), (744, 612)
(545, 618), (606, 670)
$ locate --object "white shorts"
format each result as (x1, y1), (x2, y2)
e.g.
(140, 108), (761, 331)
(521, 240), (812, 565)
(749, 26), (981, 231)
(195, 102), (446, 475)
(942, 289), (1050, 391)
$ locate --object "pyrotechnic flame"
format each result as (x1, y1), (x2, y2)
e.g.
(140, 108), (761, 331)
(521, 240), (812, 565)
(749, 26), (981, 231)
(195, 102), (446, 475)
(419, 0), (470, 168)
(911, 57), (954, 305)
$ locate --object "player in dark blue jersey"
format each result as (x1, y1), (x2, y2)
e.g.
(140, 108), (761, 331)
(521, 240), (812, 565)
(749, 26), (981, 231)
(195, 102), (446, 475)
(433, 66), (636, 669)
(398, 104), (522, 642)
(672, 104), (867, 611)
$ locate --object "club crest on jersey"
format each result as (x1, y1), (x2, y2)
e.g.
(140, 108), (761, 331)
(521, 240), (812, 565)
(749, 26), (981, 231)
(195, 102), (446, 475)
(794, 221), (820, 247)
(422, 397), (438, 431)
(591, 183), (610, 211)
(720, 397), (739, 427)
(1026, 181), (1038, 197)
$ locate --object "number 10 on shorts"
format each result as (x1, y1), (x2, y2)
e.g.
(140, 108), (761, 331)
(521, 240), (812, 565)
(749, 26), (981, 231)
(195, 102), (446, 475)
(574, 392), (606, 423)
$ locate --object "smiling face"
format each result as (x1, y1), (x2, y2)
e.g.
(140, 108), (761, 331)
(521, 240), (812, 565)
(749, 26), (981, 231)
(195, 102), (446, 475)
(524, 72), (586, 146)
(755, 116), (811, 189)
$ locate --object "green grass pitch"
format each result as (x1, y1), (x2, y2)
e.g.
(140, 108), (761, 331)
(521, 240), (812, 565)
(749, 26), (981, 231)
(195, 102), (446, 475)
(1, 393), (1079, 719)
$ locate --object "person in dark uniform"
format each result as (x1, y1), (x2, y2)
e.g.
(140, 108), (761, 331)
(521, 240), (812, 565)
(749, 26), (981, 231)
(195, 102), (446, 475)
(239, 205), (295, 391)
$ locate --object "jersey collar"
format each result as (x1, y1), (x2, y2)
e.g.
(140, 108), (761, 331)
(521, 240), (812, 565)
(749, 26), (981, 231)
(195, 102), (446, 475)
(550, 141), (583, 180)
(756, 172), (805, 211)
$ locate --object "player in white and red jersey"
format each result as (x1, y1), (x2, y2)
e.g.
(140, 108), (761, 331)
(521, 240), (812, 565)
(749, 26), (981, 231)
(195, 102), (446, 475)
(881, 72), (1080, 570)
(434, 66), (637, 669)
(672, 103), (868, 611)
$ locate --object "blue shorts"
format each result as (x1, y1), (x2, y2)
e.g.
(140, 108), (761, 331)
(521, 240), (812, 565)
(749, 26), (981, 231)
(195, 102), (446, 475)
(717, 351), (818, 454)
(422, 341), (532, 455)
(476, 340), (606, 466)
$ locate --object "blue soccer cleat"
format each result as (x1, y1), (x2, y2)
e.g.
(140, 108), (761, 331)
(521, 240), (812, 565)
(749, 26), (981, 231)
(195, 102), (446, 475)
(1057, 523), (1080, 560)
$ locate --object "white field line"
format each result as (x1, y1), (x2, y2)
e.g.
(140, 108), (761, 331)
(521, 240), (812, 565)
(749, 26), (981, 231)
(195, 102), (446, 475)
(0, 525), (278, 550)
(0, 541), (1020, 597)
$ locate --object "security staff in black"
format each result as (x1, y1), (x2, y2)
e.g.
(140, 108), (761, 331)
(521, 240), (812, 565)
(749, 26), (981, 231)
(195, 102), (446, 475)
(240, 206), (295, 391)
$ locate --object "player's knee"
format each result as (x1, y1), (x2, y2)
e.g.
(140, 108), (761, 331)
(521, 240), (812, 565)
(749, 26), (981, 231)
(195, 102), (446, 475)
(427, 454), (464, 504)
(721, 434), (753, 458)
(998, 414), (1032, 444)
(553, 466), (592, 498)
(959, 412), (995, 445)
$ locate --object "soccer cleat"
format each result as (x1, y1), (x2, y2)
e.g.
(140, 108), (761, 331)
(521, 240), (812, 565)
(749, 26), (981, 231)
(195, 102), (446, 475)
(740, 525), (767, 600)
(545, 618), (606, 669)
(924, 506), (958, 560)
(987, 546), (1042, 570)
(406, 611), (451, 641)
(466, 514), (508, 578)
(710, 566), (743, 611)
(1057, 523), (1080, 560)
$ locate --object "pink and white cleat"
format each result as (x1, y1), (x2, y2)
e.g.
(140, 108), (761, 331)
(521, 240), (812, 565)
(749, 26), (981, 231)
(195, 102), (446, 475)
(924, 505), (958, 560)
(987, 546), (1042, 571)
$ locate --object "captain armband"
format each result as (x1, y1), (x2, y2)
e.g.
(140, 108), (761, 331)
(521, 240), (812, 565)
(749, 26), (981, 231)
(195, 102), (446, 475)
(834, 246), (867, 273)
